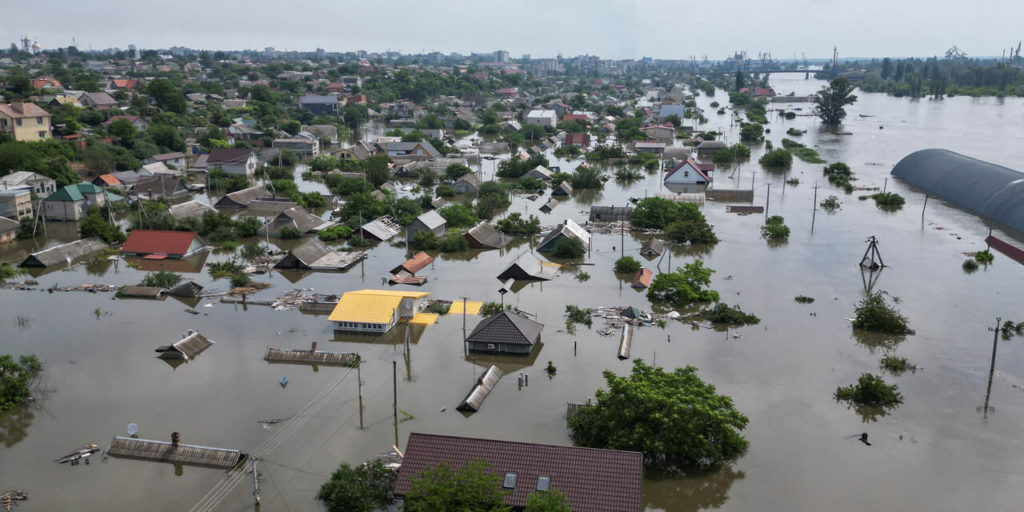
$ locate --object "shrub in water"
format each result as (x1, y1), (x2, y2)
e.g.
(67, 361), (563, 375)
(853, 292), (914, 335)
(835, 373), (903, 407)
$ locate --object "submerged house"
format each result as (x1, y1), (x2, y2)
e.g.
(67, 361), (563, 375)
(328, 289), (430, 333)
(122, 230), (207, 259)
(589, 205), (632, 222)
(664, 157), (712, 186)
(168, 200), (216, 221)
(273, 237), (365, 270)
(466, 310), (543, 355)
(213, 186), (269, 209)
(496, 253), (560, 282)
(42, 183), (123, 221)
(639, 239), (664, 259)
(537, 219), (591, 252)
(20, 238), (109, 268)
(464, 222), (507, 249)
(257, 206), (335, 237)
(360, 215), (403, 241)
(406, 210), (446, 243)
(393, 433), (643, 512)
(391, 251), (434, 276)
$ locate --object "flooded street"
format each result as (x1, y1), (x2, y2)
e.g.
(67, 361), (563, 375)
(4, 74), (1024, 511)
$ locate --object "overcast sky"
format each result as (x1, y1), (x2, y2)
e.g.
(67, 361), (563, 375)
(4, 0), (1022, 60)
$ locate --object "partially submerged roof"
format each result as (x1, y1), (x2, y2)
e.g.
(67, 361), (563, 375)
(158, 331), (214, 361)
(631, 268), (653, 289)
(467, 310), (543, 347)
(327, 289), (431, 324)
(392, 251), (434, 275)
(214, 185), (269, 208)
(122, 230), (203, 256)
(360, 215), (403, 241)
(589, 205), (632, 222)
(258, 206), (334, 235)
(538, 219), (591, 251)
(168, 200), (216, 220)
(394, 433), (643, 512)
(411, 210), (446, 231)
(496, 253), (561, 281)
(20, 238), (109, 268)
(456, 365), (504, 412)
(465, 222), (507, 249)
(892, 148), (1024, 234)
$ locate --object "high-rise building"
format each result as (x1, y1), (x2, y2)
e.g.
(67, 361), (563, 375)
(495, 50), (509, 63)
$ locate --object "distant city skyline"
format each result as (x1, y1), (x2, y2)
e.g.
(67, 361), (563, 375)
(4, 0), (1022, 60)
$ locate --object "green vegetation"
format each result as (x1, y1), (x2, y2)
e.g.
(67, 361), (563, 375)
(794, 295), (816, 304)
(524, 489), (570, 512)
(317, 459), (396, 512)
(703, 303), (760, 326)
(80, 209), (126, 244)
(758, 149), (793, 168)
(880, 355), (917, 375)
(614, 167), (644, 181)
(403, 460), (509, 512)
(789, 147), (825, 164)
(569, 360), (749, 468)
(584, 145), (627, 162)
(647, 260), (719, 307)
(318, 225), (353, 242)
(497, 153), (550, 179)
(0, 354), (42, 411)
(207, 258), (246, 279)
(871, 192), (906, 210)
(0, 262), (20, 283)
(786, 177), (800, 186)
(545, 361), (558, 377)
(820, 195), (841, 211)
(438, 230), (470, 253)
(495, 213), (541, 235)
(962, 259), (979, 271)
(551, 236), (586, 258)
(566, 304), (592, 328)
(480, 302), (504, 317)
(575, 270), (590, 281)
(614, 256), (643, 274)
(412, 230), (440, 250)
(239, 243), (266, 263)
(229, 273), (252, 288)
(570, 165), (604, 189)
(630, 198), (717, 244)
(814, 77), (858, 125)
(835, 373), (903, 407)
(712, 143), (752, 164)
(760, 216), (790, 241)
(974, 250), (995, 264)
(739, 123), (764, 143)
(823, 162), (855, 193)
(475, 181), (512, 219)
(140, 271), (181, 288)
(786, 127), (804, 136)
(279, 226), (303, 239)
(438, 203), (479, 228)
(853, 292), (915, 335)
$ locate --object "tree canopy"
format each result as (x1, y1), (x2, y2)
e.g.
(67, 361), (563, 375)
(814, 77), (858, 125)
(647, 260), (719, 307)
(569, 360), (749, 469)
(403, 460), (510, 512)
(0, 354), (42, 411)
(317, 459), (396, 512)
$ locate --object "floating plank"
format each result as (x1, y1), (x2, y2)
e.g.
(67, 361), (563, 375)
(986, 235), (1024, 266)
(617, 324), (633, 360)
(108, 436), (246, 469)
(457, 365), (503, 412)
(264, 347), (358, 366)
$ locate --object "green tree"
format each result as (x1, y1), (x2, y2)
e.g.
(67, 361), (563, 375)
(614, 256), (642, 274)
(735, 71), (746, 91)
(0, 354), (43, 411)
(523, 490), (571, 512)
(140, 270), (182, 288)
(438, 203), (479, 228)
(570, 165), (603, 189)
(148, 125), (185, 152)
(550, 236), (586, 258)
(647, 260), (719, 307)
(444, 163), (472, 181)
(145, 78), (187, 114)
(80, 210), (126, 244)
(317, 460), (396, 512)
(813, 77), (858, 125)
(403, 460), (510, 512)
(108, 118), (137, 148)
(569, 360), (749, 468)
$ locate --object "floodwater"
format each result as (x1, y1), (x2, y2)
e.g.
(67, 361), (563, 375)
(3, 74), (1024, 511)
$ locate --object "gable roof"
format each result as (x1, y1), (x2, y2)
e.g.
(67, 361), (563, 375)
(208, 148), (256, 165)
(467, 310), (543, 347)
(79, 91), (117, 106)
(168, 200), (216, 220)
(384, 141), (441, 159)
(134, 175), (187, 196)
(392, 251), (434, 275)
(538, 219), (591, 251)
(275, 237), (332, 268)
(455, 172), (482, 188)
(95, 174), (122, 186)
(411, 210), (445, 231)
(393, 433), (643, 512)
(465, 221), (507, 249)
(361, 215), (403, 241)
(259, 205), (334, 234)
(0, 101), (51, 119)
(45, 182), (107, 202)
(664, 157), (711, 182)
(122, 230), (202, 256)
(214, 185), (268, 208)
(150, 152), (186, 162)
(20, 238), (109, 268)
(111, 78), (140, 89)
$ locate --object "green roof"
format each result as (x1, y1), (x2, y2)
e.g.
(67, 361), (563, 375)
(45, 182), (123, 203)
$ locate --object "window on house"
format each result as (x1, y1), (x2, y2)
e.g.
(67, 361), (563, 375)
(536, 475), (551, 491)
(502, 472), (517, 489)
(684, 170), (689, 177)
(15, 119), (22, 126)
(38, 131), (46, 138)
(487, 343), (496, 350)
(36, 117), (43, 124)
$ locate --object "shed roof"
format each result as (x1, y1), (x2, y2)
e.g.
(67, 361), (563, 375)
(393, 433), (643, 512)
(328, 289), (431, 324)
(892, 149), (1024, 233)
(467, 310), (543, 347)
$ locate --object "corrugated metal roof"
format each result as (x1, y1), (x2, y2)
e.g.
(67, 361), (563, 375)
(392, 251), (434, 275)
(20, 238), (109, 268)
(327, 289), (431, 324)
(457, 365), (504, 412)
(538, 219), (591, 251)
(412, 210), (446, 231)
(465, 222), (507, 249)
(394, 433), (643, 512)
(361, 215), (402, 241)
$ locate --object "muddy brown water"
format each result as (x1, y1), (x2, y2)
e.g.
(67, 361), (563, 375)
(3, 74), (1024, 510)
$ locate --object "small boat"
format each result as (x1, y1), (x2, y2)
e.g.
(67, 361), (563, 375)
(55, 444), (101, 464)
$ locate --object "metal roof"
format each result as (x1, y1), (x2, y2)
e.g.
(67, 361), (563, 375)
(538, 219), (591, 251)
(394, 433), (643, 512)
(327, 289), (431, 324)
(456, 365), (504, 412)
(465, 222), (507, 249)
(411, 210), (446, 231)
(892, 148), (1024, 234)
(361, 215), (403, 241)
(20, 238), (109, 268)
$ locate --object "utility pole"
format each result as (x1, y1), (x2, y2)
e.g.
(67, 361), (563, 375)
(357, 355), (364, 429)
(764, 183), (771, 219)
(983, 317), (1002, 418)
(461, 296), (468, 355)
(392, 360), (398, 422)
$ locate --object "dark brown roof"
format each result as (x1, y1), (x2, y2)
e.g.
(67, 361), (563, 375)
(394, 433), (643, 512)
(208, 148), (255, 165)
(467, 310), (542, 347)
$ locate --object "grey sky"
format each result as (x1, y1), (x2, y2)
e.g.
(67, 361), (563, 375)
(5, 0), (1022, 59)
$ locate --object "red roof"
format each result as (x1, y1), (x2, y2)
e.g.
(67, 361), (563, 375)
(632, 267), (652, 288)
(393, 251), (434, 275)
(562, 113), (587, 122)
(32, 77), (62, 88)
(564, 133), (591, 146)
(104, 115), (140, 125)
(664, 157), (712, 182)
(393, 433), (643, 512)
(122, 230), (202, 257)
(347, 94), (367, 104)
(96, 174), (121, 186)
(112, 79), (140, 89)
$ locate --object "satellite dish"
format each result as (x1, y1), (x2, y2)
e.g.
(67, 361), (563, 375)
(127, 423), (139, 436)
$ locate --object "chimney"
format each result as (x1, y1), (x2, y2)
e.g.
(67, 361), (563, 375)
(11, 100), (24, 114)
(310, 341), (318, 353)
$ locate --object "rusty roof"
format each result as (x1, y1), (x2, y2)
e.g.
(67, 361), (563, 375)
(394, 432), (643, 511)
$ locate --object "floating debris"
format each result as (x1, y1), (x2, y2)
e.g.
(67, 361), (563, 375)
(55, 444), (101, 465)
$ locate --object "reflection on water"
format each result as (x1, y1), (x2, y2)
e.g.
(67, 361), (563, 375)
(0, 403), (34, 448)
(643, 465), (745, 512)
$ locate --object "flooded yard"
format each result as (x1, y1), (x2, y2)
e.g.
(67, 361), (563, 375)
(3, 74), (1024, 511)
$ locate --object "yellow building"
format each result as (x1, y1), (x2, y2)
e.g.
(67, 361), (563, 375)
(328, 289), (431, 333)
(0, 101), (52, 142)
